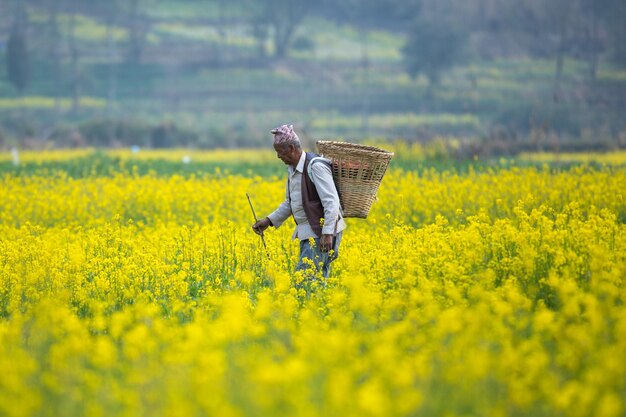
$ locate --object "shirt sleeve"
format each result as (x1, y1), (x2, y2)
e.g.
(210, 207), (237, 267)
(266, 182), (292, 228)
(310, 161), (342, 235)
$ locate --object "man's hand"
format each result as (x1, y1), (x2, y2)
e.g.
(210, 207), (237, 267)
(252, 217), (271, 236)
(320, 234), (333, 252)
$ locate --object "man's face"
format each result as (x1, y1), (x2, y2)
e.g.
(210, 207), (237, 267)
(273, 143), (299, 166)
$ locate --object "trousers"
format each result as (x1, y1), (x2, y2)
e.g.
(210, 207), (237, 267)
(295, 232), (343, 279)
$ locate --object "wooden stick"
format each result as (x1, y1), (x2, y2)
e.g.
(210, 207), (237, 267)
(246, 192), (269, 257)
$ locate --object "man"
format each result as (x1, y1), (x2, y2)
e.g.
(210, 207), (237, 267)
(252, 124), (346, 279)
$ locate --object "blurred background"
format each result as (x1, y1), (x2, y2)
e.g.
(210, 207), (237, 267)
(0, 0), (625, 155)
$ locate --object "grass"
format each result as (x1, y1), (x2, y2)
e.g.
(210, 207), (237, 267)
(144, 1), (231, 20)
(294, 18), (404, 63)
(29, 11), (128, 43)
(0, 96), (107, 110)
(310, 112), (482, 132)
(0, 151), (285, 179)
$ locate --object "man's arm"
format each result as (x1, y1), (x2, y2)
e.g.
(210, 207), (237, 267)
(252, 199), (290, 235)
(266, 198), (291, 228)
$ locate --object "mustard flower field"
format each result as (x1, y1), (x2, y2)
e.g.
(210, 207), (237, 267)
(1, 149), (625, 417)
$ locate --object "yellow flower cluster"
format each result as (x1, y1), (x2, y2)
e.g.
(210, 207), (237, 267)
(519, 151), (626, 165)
(1, 152), (625, 417)
(0, 148), (275, 164)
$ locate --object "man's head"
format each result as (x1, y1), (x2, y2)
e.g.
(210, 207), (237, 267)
(271, 124), (302, 166)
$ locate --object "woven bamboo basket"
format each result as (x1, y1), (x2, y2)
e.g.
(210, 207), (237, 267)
(316, 141), (394, 218)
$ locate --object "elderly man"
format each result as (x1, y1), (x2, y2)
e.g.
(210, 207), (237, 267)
(252, 124), (346, 279)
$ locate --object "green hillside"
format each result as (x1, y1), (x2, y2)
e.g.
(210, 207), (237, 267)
(0, 1), (625, 152)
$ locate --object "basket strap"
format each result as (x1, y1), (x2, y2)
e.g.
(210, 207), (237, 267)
(307, 156), (344, 220)
(306, 156), (331, 185)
